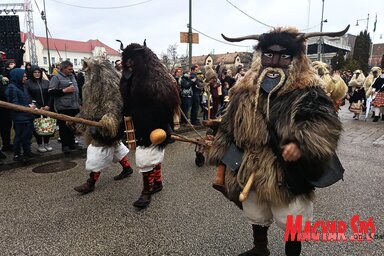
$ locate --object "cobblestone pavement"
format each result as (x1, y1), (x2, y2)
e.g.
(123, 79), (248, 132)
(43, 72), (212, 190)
(0, 107), (383, 256)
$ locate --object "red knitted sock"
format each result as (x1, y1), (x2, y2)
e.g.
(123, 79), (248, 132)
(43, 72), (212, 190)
(119, 155), (132, 168)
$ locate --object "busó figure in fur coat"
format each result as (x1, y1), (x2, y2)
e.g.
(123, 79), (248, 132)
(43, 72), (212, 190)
(119, 40), (180, 209)
(74, 57), (133, 194)
(209, 26), (348, 256)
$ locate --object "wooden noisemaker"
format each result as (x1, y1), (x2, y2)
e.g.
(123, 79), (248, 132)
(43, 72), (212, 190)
(124, 116), (136, 150)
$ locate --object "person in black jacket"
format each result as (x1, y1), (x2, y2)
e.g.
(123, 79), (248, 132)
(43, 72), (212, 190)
(371, 74), (384, 122)
(189, 65), (203, 125)
(0, 59), (16, 152)
(348, 85), (366, 120)
(26, 65), (53, 152)
(179, 71), (193, 124)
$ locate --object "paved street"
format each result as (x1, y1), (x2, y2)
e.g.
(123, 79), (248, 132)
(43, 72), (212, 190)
(0, 105), (383, 256)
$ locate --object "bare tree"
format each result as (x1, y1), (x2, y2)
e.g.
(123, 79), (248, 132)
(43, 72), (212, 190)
(160, 52), (172, 71)
(160, 44), (181, 72)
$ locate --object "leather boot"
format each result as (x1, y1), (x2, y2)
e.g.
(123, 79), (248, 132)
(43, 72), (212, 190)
(74, 172), (100, 194)
(151, 163), (163, 194)
(373, 116), (379, 122)
(114, 167), (133, 180)
(133, 171), (154, 209)
(114, 156), (133, 180)
(285, 234), (301, 256)
(238, 225), (270, 256)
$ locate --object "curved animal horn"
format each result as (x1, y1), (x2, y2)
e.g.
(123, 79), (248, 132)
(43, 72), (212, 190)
(116, 39), (124, 51)
(221, 33), (261, 42)
(301, 25), (350, 39)
(143, 39), (147, 47)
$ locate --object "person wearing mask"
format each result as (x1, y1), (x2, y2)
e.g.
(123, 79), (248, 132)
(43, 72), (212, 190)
(5, 68), (37, 161)
(210, 26), (346, 256)
(26, 65), (53, 152)
(48, 61), (82, 152)
(119, 41), (180, 209)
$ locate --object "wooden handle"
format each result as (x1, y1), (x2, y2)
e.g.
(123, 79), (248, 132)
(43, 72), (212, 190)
(239, 172), (255, 202)
(0, 100), (102, 127)
(214, 164), (226, 185)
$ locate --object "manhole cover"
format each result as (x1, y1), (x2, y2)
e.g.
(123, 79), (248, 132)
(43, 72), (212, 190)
(32, 161), (77, 173)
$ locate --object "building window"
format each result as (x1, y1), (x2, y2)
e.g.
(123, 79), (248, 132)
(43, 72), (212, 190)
(59, 58), (63, 62)
(51, 57), (55, 65)
(74, 59), (78, 66)
(43, 57), (47, 65)
(66, 58), (70, 62)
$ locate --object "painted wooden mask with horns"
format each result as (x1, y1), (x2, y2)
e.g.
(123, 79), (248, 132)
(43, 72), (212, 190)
(222, 25), (350, 93)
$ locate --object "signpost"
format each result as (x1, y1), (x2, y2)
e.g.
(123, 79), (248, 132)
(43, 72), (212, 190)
(180, 32), (199, 44)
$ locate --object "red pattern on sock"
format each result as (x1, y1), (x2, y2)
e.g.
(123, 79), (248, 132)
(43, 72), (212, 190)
(142, 172), (154, 193)
(91, 172), (101, 181)
(119, 155), (131, 168)
(153, 163), (162, 183)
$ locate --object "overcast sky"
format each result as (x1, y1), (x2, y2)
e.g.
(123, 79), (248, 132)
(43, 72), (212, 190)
(14, 0), (384, 57)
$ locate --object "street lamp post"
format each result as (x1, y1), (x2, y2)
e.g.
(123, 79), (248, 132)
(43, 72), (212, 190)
(355, 14), (369, 31)
(188, 0), (192, 70)
(41, 0), (51, 73)
(317, 0), (325, 61)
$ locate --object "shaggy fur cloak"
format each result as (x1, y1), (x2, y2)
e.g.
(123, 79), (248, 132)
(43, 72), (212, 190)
(312, 61), (348, 104)
(208, 27), (343, 207)
(348, 70), (365, 88)
(76, 57), (123, 147)
(364, 67), (382, 96)
(120, 43), (180, 148)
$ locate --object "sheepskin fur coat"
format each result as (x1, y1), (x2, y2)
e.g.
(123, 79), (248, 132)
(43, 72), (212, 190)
(76, 57), (124, 147)
(209, 50), (343, 207)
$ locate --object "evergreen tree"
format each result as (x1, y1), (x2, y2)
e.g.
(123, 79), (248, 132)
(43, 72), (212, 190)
(344, 56), (360, 72)
(330, 50), (346, 71)
(352, 30), (371, 72)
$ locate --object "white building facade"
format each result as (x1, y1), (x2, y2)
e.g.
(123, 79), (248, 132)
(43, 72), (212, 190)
(22, 33), (121, 71)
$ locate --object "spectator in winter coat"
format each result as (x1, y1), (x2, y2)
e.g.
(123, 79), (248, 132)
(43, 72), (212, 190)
(5, 68), (37, 161)
(48, 60), (81, 153)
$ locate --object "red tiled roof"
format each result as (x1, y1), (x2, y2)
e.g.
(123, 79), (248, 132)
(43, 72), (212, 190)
(20, 32), (120, 55)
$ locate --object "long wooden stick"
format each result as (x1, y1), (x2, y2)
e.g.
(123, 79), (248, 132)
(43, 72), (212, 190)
(170, 133), (208, 146)
(0, 100), (103, 128)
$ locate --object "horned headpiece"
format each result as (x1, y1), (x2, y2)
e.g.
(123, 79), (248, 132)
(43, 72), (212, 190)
(116, 39), (147, 54)
(222, 25), (350, 56)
